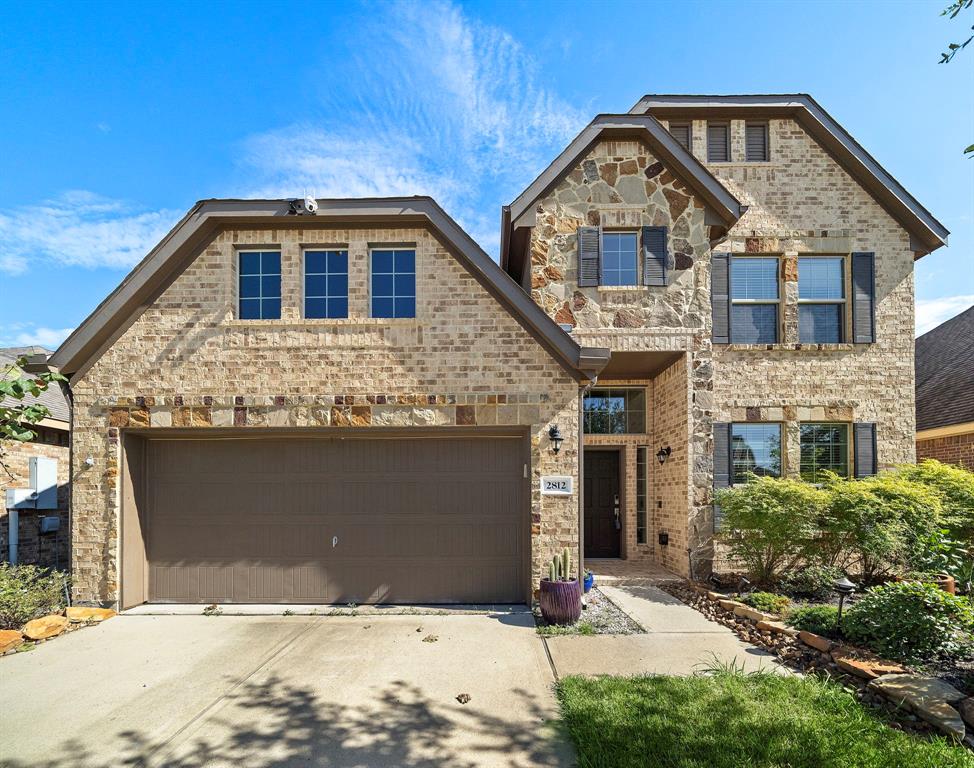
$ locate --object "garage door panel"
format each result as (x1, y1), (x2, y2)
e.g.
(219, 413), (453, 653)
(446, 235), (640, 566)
(144, 435), (526, 604)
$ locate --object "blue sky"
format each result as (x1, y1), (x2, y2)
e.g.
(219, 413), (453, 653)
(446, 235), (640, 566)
(1, 0), (971, 349)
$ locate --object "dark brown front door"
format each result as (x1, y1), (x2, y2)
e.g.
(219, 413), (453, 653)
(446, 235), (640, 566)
(142, 434), (526, 604)
(584, 450), (620, 558)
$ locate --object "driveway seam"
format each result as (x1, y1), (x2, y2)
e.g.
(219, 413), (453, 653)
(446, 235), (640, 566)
(139, 617), (321, 768)
(541, 635), (560, 682)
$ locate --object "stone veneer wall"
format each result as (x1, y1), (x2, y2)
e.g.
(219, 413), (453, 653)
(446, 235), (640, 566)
(917, 430), (974, 472)
(0, 433), (70, 570)
(521, 117), (920, 575)
(69, 225), (581, 605)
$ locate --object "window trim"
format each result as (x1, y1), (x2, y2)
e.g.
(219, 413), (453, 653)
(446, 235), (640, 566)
(369, 246), (417, 319)
(730, 422), (784, 485)
(237, 248), (282, 321)
(744, 120), (770, 162)
(799, 422), (852, 482)
(582, 387), (648, 434)
(730, 255), (780, 344)
(600, 229), (640, 287)
(636, 446), (649, 545)
(302, 247), (350, 320)
(797, 255), (848, 343)
(707, 121), (731, 163)
(669, 121), (692, 152)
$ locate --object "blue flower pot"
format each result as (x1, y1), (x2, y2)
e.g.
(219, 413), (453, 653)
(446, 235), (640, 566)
(583, 572), (594, 593)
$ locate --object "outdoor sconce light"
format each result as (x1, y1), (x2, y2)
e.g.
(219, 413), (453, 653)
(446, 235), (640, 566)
(833, 575), (856, 635)
(548, 425), (564, 454)
(656, 446), (671, 465)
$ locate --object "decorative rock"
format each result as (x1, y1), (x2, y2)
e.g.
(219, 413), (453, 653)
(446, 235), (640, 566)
(756, 619), (798, 637)
(0, 629), (23, 653)
(960, 698), (974, 729)
(706, 591), (723, 601)
(830, 647), (904, 681)
(733, 605), (774, 623)
(66, 607), (117, 623)
(23, 614), (69, 640)
(718, 599), (746, 612)
(798, 631), (833, 653)
(869, 674), (966, 707)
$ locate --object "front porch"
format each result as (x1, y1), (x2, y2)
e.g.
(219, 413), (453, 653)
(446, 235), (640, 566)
(585, 558), (682, 588)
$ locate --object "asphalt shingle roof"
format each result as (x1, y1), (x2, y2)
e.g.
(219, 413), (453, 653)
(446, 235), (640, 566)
(0, 346), (70, 424)
(915, 305), (974, 432)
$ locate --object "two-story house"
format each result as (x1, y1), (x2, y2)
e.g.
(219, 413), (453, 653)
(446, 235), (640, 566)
(50, 94), (947, 608)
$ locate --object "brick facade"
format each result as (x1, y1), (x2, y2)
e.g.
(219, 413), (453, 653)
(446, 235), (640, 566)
(917, 429), (974, 472)
(70, 225), (581, 605)
(525, 117), (920, 577)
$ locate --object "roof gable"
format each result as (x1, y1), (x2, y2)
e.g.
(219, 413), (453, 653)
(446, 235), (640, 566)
(631, 94), (949, 256)
(49, 197), (608, 383)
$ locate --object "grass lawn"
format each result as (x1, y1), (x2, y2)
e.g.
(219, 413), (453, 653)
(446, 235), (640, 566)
(557, 670), (974, 768)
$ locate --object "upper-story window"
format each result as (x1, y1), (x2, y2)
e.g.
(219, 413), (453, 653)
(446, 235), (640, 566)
(371, 248), (416, 319)
(601, 232), (639, 286)
(730, 257), (779, 344)
(583, 388), (646, 433)
(707, 122), (730, 162)
(798, 257), (845, 343)
(731, 423), (782, 484)
(745, 122), (769, 161)
(238, 251), (281, 320)
(305, 250), (348, 319)
(669, 122), (692, 152)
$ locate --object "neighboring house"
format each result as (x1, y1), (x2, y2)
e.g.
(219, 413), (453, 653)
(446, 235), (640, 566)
(915, 305), (974, 471)
(1, 347), (71, 570)
(50, 93), (947, 608)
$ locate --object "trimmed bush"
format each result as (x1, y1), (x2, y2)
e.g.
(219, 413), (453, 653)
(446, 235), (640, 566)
(742, 591), (791, 616)
(844, 580), (974, 663)
(788, 604), (840, 638)
(715, 476), (828, 585)
(777, 565), (845, 601)
(0, 564), (68, 630)
(896, 460), (974, 545)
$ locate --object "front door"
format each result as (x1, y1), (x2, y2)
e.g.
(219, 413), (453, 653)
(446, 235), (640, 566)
(584, 450), (620, 558)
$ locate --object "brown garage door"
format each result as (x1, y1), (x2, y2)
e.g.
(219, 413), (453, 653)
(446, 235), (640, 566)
(144, 434), (527, 604)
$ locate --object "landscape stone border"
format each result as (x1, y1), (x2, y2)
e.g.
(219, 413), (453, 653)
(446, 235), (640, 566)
(663, 581), (974, 748)
(0, 607), (116, 657)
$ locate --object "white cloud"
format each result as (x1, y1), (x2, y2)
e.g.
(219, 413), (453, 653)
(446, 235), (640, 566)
(0, 191), (180, 274)
(916, 294), (974, 336)
(0, 324), (75, 350)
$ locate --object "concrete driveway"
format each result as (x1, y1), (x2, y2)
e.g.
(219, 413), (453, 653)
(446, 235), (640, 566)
(0, 612), (571, 768)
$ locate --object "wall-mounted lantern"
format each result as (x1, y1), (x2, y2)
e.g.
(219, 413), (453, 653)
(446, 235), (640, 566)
(656, 446), (671, 465)
(548, 425), (564, 454)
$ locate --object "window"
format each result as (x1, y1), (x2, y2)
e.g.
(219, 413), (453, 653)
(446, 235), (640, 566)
(371, 249), (416, 319)
(636, 447), (648, 545)
(304, 250), (348, 319)
(731, 423), (782, 484)
(601, 232), (638, 286)
(583, 388), (646, 434)
(730, 257), (779, 343)
(707, 122), (730, 162)
(800, 423), (850, 482)
(799, 257), (845, 343)
(745, 122), (769, 162)
(669, 122), (692, 152)
(238, 251), (281, 320)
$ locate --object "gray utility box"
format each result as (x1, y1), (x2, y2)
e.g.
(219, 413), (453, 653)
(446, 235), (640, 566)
(4, 457), (58, 510)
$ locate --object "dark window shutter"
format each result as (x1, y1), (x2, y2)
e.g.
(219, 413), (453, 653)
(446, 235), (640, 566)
(707, 123), (730, 162)
(713, 422), (731, 531)
(851, 252), (875, 343)
(854, 423), (877, 478)
(642, 226), (667, 286)
(745, 122), (769, 161)
(670, 122), (691, 151)
(711, 253), (731, 344)
(577, 226), (601, 287)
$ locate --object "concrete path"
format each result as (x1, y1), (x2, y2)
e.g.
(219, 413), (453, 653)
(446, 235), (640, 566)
(545, 584), (786, 677)
(0, 612), (571, 768)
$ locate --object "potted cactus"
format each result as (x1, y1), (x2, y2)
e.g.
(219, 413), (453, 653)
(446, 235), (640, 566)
(539, 547), (582, 625)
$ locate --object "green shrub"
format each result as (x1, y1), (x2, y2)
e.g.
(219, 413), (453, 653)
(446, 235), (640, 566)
(776, 565), (845, 600)
(716, 476), (828, 585)
(741, 591), (791, 616)
(821, 473), (942, 583)
(0, 564), (68, 629)
(788, 604), (841, 638)
(910, 529), (970, 579)
(896, 460), (974, 544)
(844, 580), (974, 663)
